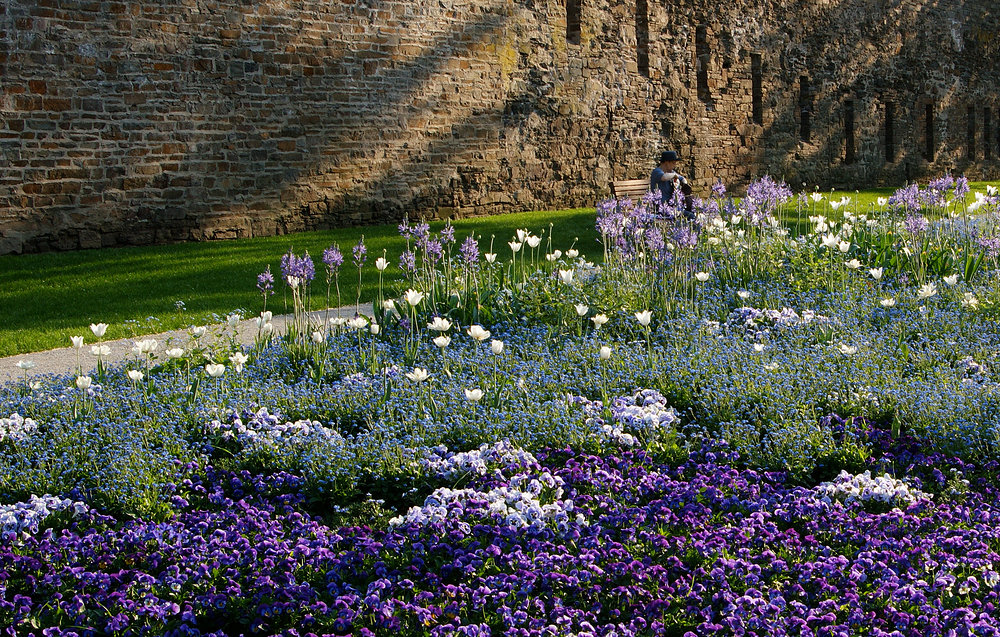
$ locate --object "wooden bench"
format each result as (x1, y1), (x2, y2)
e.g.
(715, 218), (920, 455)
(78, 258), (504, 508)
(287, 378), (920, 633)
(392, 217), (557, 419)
(610, 178), (651, 203)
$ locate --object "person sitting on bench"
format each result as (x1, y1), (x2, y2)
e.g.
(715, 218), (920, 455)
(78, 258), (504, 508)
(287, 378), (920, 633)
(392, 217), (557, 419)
(650, 150), (694, 219)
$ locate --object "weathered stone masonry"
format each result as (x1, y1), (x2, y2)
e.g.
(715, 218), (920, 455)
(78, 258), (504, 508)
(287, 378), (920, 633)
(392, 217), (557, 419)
(1, 0), (998, 254)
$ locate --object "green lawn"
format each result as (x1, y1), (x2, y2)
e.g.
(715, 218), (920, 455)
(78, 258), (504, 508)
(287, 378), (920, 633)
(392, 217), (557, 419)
(0, 209), (600, 357)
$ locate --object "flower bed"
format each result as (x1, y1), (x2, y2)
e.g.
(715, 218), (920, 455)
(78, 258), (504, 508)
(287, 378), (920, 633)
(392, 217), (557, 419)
(3, 176), (1000, 635)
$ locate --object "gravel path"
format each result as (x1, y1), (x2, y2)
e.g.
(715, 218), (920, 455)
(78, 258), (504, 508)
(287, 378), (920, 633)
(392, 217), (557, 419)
(0, 304), (373, 386)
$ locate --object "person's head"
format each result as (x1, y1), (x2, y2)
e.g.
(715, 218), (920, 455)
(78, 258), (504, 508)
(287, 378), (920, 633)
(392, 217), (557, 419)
(658, 150), (681, 170)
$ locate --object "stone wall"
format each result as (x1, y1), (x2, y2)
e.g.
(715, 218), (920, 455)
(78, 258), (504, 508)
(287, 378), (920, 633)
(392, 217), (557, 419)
(1, 0), (998, 254)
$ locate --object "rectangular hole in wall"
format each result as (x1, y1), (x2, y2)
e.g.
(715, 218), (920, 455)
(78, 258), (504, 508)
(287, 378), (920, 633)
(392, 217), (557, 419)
(696, 25), (710, 102)
(968, 105), (977, 160)
(844, 100), (855, 164)
(925, 102), (935, 162)
(636, 0), (649, 77)
(799, 76), (811, 142)
(751, 53), (763, 126)
(884, 101), (895, 162)
(985, 107), (993, 160)
(566, 0), (581, 46)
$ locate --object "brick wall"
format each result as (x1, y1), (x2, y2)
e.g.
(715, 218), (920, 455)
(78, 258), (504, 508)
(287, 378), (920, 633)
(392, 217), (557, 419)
(1, 0), (998, 254)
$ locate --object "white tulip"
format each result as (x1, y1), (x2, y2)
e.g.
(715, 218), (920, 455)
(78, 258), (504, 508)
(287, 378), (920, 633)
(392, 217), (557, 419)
(205, 363), (226, 378)
(845, 259), (862, 269)
(694, 272), (710, 282)
(165, 347), (184, 359)
(877, 197), (888, 207)
(566, 249), (579, 258)
(917, 282), (938, 300)
(464, 388), (484, 402)
(227, 313), (241, 327)
(467, 325), (491, 341)
(810, 192), (823, 202)
(526, 235), (541, 248)
(484, 252), (498, 263)
(90, 323), (108, 338)
(405, 367), (430, 382)
(346, 316), (368, 330)
(260, 311), (273, 323)
(868, 267), (884, 280)
(491, 340), (504, 355)
(370, 323), (381, 335)
(838, 241), (851, 253)
(71, 336), (84, 349)
(635, 310), (652, 327)
(433, 335), (451, 349)
(403, 289), (425, 307)
(91, 345), (111, 357)
(880, 298), (897, 308)
(127, 370), (144, 382)
(427, 317), (453, 332)
(838, 344), (858, 355)
(75, 375), (92, 390)
(229, 352), (249, 373)
(311, 331), (325, 344)
(558, 269), (574, 285)
(599, 346), (611, 361)
(16, 360), (36, 371)
(943, 274), (960, 286)
(508, 241), (522, 253)
(190, 326), (207, 338)
(375, 257), (389, 271)
(574, 303), (589, 317)
(591, 314), (609, 329)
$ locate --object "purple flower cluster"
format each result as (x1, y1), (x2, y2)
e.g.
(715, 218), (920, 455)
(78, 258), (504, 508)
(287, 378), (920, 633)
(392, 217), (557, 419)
(279, 249), (315, 285)
(888, 183), (921, 213)
(256, 265), (275, 297)
(904, 213), (930, 235)
(7, 427), (1000, 636)
(742, 175), (792, 225)
(460, 235), (479, 267)
(352, 238), (367, 267)
(977, 235), (1000, 259)
(322, 244), (343, 276)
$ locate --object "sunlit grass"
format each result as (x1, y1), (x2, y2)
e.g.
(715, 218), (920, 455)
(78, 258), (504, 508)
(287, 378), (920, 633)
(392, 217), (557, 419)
(0, 209), (599, 357)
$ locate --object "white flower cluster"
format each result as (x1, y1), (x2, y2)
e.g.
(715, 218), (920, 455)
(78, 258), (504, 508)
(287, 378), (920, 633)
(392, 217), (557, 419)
(207, 408), (343, 446)
(957, 356), (989, 382)
(814, 470), (931, 507)
(340, 365), (403, 387)
(390, 469), (584, 534)
(725, 306), (828, 341)
(0, 413), (38, 444)
(1, 494), (89, 538)
(417, 441), (539, 480)
(574, 389), (679, 447)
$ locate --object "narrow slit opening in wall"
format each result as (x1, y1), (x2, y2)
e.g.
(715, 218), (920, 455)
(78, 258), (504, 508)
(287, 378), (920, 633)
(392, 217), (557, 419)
(696, 25), (710, 102)
(844, 99), (855, 164)
(636, 0), (649, 77)
(968, 105), (977, 160)
(751, 53), (762, 126)
(884, 100), (895, 162)
(985, 107), (993, 160)
(566, 0), (581, 46)
(798, 76), (811, 142)
(925, 102), (935, 162)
